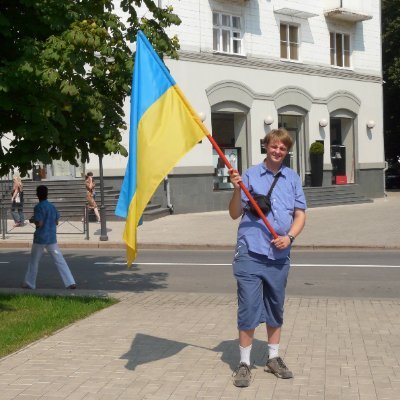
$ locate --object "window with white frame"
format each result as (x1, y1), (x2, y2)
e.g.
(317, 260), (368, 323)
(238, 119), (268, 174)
(330, 32), (350, 68)
(213, 12), (243, 55)
(280, 23), (299, 61)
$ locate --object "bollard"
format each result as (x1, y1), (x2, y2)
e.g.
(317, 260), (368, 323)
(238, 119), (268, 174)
(1, 206), (6, 240)
(84, 207), (89, 240)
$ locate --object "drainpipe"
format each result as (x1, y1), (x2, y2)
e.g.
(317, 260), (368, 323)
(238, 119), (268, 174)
(164, 177), (174, 214)
(383, 160), (388, 198)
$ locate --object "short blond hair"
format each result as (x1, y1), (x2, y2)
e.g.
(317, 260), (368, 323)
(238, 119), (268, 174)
(263, 128), (293, 150)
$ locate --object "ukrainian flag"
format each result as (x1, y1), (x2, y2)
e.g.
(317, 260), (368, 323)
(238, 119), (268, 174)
(115, 31), (207, 265)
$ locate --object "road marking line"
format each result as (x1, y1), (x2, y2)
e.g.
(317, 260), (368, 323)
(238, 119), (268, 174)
(95, 262), (230, 266)
(294, 264), (400, 268)
(0, 262), (10, 264)
(94, 262), (400, 268)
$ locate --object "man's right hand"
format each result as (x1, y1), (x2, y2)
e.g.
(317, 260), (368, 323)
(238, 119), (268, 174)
(228, 169), (242, 190)
(228, 169), (243, 219)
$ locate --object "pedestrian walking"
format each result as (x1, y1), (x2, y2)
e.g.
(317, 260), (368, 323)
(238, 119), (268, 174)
(11, 175), (25, 227)
(22, 185), (76, 290)
(228, 128), (306, 387)
(85, 172), (100, 223)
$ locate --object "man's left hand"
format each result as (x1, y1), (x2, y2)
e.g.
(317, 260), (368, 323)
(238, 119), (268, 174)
(271, 235), (291, 250)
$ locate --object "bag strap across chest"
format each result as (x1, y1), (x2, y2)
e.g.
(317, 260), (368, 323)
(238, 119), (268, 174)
(266, 172), (281, 199)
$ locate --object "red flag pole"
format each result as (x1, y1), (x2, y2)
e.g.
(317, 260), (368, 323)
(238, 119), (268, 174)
(206, 134), (278, 239)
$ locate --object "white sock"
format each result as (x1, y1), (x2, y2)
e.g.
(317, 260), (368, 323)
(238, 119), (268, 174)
(268, 343), (279, 359)
(239, 344), (252, 365)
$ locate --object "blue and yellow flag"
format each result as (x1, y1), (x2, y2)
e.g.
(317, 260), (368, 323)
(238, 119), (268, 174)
(115, 31), (207, 265)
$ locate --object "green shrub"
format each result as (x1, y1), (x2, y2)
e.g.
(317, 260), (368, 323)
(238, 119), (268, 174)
(309, 141), (324, 154)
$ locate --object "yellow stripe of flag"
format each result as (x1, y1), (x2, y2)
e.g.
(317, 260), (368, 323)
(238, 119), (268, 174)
(115, 31), (208, 265)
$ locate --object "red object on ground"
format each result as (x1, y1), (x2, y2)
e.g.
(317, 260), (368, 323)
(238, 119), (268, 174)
(335, 175), (347, 184)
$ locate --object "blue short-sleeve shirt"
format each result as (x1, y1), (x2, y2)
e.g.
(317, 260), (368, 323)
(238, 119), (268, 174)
(237, 162), (307, 259)
(33, 200), (59, 245)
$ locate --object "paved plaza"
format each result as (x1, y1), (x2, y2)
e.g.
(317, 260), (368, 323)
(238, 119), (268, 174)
(0, 192), (399, 399)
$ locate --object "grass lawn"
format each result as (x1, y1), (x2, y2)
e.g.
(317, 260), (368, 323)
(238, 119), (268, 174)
(0, 293), (118, 358)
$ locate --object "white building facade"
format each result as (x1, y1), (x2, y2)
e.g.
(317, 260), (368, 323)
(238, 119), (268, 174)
(86, 0), (384, 213)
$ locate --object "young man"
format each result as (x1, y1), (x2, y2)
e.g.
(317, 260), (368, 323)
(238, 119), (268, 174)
(229, 128), (306, 387)
(22, 185), (76, 290)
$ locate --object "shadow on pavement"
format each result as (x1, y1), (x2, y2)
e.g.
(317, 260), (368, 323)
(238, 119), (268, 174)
(121, 333), (268, 371)
(0, 250), (168, 292)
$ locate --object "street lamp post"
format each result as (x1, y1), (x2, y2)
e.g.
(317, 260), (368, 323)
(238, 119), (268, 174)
(98, 154), (108, 241)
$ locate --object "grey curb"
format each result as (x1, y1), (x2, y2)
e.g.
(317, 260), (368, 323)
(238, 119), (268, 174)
(1, 241), (400, 250)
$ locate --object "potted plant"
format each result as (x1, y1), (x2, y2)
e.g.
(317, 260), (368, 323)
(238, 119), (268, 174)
(309, 141), (324, 187)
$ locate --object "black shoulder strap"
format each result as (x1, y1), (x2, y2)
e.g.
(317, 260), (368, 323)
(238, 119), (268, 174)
(266, 172), (281, 199)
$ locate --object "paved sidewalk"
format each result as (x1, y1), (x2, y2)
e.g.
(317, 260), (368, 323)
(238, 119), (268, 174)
(0, 291), (399, 400)
(0, 192), (400, 399)
(1, 191), (399, 250)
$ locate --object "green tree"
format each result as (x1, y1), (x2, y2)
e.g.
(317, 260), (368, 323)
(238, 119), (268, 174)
(0, 0), (181, 175)
(382, 0), (400, 163)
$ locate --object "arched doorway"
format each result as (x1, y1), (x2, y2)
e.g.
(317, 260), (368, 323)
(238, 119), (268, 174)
(211, 102), (249, 190)
(330, 109), (356, 184)
(278, 106), (307, 184)
(326, 92), (360, 185)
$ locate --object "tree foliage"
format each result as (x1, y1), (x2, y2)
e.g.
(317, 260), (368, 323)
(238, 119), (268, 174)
(0, 0), (181, 175)
(382, 0), (400, 163)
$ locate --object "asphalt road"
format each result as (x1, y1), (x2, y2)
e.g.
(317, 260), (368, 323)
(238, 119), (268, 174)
(0, 248), (399, 298)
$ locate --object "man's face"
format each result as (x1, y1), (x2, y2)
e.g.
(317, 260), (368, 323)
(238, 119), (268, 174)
(266, 140), (288, 165)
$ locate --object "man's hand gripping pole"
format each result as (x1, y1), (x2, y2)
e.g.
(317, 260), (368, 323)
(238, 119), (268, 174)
(206, 134), (278, 239)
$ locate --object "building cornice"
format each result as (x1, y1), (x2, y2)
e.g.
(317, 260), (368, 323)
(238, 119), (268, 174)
(175, 51), (382, 84)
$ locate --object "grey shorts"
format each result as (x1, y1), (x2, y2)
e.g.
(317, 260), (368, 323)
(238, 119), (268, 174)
(233, 241), (290, 330)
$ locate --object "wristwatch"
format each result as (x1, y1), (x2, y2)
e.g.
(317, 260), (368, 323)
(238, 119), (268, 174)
(288, 234), (295, 243)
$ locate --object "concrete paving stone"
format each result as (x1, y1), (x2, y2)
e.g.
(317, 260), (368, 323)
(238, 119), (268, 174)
(1, 293), (400, 399)
(51, 395), (84, 400)
(142, 395), (174, 400)
(357, 377), (375, 387)
(53, 385), (94, 397)
(389, 372), (400, 382)
(341, 366), (358, 376)
(138, 382), (163, 396)
(1, 389), (26, 400)
(235, 389), (260, 400)
(220, 384), (246, 396)
(358, 383), (378, 395)
(0, 375), (21, 385)
(373, 380), (394, 389)
(269, 385), (300, 398)
(324, 385), (342, 395)
(325, 367), (342, 378)
(372, 374), (392, 384)
(326, 394), (347, 400)
(153, 381), (181, 395)
(325, 377), (345, 388)
(376, 388), (400, 400)
(219, 397), (240, 400)
(116, 393), (146, 400)
(202, 378), (232, 389)
(389, 382), (400, 393)
(256, 394), (277, 400)
(335, 394), (359, 400)
(172, 387), (205, 397)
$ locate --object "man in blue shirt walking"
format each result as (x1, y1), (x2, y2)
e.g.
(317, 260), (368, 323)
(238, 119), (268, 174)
(229, 128), (306, 387)
(22, 185), (76, 290)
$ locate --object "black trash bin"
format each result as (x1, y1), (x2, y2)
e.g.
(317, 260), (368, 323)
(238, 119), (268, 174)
(331, 145), (346, 176)
(32, 163), (41, 181)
